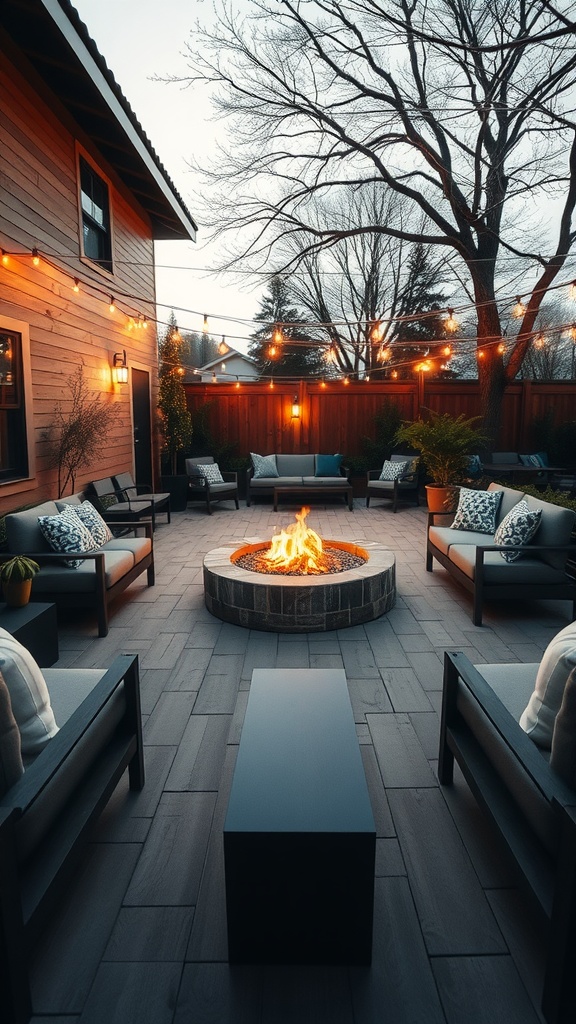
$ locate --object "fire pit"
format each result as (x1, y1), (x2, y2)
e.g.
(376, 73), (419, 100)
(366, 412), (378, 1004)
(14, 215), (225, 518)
(204, 507), (396, 632)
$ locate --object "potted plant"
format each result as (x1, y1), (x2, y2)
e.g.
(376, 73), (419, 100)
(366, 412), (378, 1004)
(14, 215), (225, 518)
(394, 409), (488, 512)
(0, 555), (40, 607)
(158, 314), (193, 511)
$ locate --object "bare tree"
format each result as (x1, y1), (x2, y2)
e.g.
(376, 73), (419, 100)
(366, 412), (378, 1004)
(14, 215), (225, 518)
(183, 0), (576, 440)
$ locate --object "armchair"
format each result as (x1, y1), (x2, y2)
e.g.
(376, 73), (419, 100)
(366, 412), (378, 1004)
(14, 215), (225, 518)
(366, 454), (420, 513)
(186, 457), (239, 515)
(113, 472), (171, 526)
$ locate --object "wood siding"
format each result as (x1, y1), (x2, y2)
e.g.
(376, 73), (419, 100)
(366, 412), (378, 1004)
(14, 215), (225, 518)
(0, 46), (160, 511)
(185, 380), (576, 458)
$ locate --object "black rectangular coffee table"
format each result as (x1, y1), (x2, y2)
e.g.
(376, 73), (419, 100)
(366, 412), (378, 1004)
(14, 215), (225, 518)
(0, 601), (58, 666)
(224, 668), (376, 965)
(273, 484), (353, 511)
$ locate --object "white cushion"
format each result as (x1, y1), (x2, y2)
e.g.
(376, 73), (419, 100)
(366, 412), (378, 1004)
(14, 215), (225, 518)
(251, 453), (279, 478)
(519, 622), (576, 748)
(379, 460), (409, 481)
(0, 627), (59, 757)
(493, 499), (542, 562)
(70, 500), (113, 547)
(38, 507), (97, 568)
(202, 463), (224, 484)
(450, 487), (502, 533)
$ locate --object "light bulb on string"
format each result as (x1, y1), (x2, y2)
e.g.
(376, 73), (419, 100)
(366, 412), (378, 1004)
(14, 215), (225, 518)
(512, 296), (526, 319)
(569, 282), (576, 301)
(72, 278), (80, 293)
(371, 321), (383, 342)
(442, 344), (451, 357)
(172, 326), (181, 341)
(267, 343), (278, 358)
(391, 370), (398, 379)
(202, 314), (209, 334)
(534, 333), (546, 349)
(109, 296), (115, 313)
(343, 376), (350, 385)
(235, 378), (241, 389)
(444, 309), (459, 333)
(497, 341), (506, 354)
(477, 349), (485, 359)
(320, 379), (327, 389)
(1, 250), (8, 266)
(273, 326), (283, 346)
(269, 378), (274, 389)
(377, 345), (391, 363)
(218, 336), (228, 355)
(32, 248), (40, 267)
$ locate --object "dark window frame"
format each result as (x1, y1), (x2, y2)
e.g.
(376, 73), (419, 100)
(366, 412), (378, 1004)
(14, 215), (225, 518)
(0, 327), (28, 482)
(78, 153), (113, 274)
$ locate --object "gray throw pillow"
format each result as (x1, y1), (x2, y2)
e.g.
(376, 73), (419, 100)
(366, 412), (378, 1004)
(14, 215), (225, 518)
(494, 499), (541, 562)
(450, 487), (503, 533)
(0, 669), (24, 796)
(251, 453), (279, 478)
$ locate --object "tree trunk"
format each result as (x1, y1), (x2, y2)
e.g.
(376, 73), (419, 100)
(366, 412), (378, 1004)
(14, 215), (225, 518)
(472, 268), (506, 447)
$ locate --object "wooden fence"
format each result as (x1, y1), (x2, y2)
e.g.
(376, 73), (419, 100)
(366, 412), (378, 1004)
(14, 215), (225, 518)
(184, 379), (576, 459)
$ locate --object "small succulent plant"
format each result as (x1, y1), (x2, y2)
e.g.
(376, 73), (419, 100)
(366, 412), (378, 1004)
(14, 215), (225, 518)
(0, 555), (41, 583)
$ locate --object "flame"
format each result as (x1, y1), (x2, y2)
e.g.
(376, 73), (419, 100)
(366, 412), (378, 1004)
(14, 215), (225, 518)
(264, 507), (325, 574)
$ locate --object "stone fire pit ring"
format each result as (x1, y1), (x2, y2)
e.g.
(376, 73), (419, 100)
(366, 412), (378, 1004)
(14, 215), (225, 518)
(203, 540), (396, 632)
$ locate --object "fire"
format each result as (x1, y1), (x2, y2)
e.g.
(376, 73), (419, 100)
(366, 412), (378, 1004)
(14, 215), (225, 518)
(264, 506), (325, 574)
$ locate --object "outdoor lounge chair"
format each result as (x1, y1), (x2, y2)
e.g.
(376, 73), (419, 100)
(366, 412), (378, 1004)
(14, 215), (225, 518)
(113, 472), (171, 526)
(186, 457), (239, 514)
(87, 477), (156, 529)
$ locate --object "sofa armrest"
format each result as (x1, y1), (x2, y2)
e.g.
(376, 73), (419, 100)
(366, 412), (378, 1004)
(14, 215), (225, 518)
(4, 655), (143, 814)
(439, 651), (575, 806)
(222, 471), (238, 483)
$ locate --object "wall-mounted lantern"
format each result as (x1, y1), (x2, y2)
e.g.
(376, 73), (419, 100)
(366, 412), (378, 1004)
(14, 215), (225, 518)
(291, 394), (300, 418)
(112, 350), (128, 384)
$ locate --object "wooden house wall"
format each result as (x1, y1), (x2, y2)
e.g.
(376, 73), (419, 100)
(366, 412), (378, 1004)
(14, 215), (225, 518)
(0, 46), (160, 512)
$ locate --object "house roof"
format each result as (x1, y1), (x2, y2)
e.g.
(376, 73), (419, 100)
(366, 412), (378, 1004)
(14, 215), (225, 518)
(0, 0), (197, 241)
(199, 348), (258, 372)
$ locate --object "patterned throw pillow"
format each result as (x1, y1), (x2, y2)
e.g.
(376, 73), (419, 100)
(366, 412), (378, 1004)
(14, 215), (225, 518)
(251, 453), (279, 479)
(494, 499), (542, 562)
(37, 508), (96, 568)
(450, 487), (503, 534)
(71, 500), (113, 547)
(379, 460), (409, 481)
(203, 463), (224, 484)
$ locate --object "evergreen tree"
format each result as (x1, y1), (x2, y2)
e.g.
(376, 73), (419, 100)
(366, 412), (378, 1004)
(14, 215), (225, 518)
(249, 277), (323, 378)
(158, 312), (193, 473)
(390, 244), (453, 379)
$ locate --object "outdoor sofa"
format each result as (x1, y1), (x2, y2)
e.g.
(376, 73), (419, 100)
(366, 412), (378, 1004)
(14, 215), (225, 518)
(3, 495), (154, 637)
(426, 482), (576, 626)
(0, 642), (144, 1024)
(246, 453), (352, 508)
(439, 621), (576, 1023)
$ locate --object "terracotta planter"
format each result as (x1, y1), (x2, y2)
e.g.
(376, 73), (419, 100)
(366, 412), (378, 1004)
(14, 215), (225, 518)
(425, 484), (459, 514)
(2, 579), (32, 608)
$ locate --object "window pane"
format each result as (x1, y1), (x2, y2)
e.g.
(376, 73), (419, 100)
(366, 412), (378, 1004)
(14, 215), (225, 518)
(79, 157), (112, 269)
(0, 329), (27, 480)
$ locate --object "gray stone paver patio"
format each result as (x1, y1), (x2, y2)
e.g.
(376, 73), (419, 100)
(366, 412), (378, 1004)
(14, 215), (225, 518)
(29, 497), (571, 1023)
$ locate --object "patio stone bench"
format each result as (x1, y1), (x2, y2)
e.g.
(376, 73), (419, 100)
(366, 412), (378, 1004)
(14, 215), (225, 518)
(439, 626), (576, 1023)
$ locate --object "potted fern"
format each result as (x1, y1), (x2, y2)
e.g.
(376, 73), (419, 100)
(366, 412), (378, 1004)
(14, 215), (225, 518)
(395, 409), (488, 512)
(0, 555), (40, 607)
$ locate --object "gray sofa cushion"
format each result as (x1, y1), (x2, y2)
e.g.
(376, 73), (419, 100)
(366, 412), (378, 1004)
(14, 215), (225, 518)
(104, 537), (152, 565)
(32, 549), (136, 593)
(301, 476), (348, 488)
(249, 476), (303, 489)
(476, 663), (539, 722)
(44, 668), (107, 725)
(523, 494), (576, 569)
(276, 454), (315, 476)
(428, 526), (491, 556)
(448, 544), (563, 584)
(5, 500), (60, 553)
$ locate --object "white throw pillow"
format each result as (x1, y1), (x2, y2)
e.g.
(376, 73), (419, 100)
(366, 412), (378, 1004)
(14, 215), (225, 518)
(0, 627), (59, 757)
(202, 463), (224, 484)
(450, 487), (502, 533)
(519, 622), (576, 748)
(493, 499), (542, 562)
(379, 460), (409, 481)
(38, 507), (97, 568)
(72, 500), (113, 547)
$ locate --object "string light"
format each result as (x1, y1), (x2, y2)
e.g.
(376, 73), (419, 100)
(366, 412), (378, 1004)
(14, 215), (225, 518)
(202, 313), (209, 334)
(320, 379), (327, 388)
(31, 248), (40, 266)
(1, 250), (8, 266)
(371, 321), (384, 342)
(477, 349), (485, 358)
(444, 309), (459, 333)
(377, 345), (391, 362)
(172, 326), (181, 341)
(391, 370), (398, 379)
(269, 378), (275, 389)
(343, 376), (350, 385)
(235, 378), (241, 389)
(534, 333), (546, 349)
(569, 325), (576, 341)
(569, 282), (576, 301)
(497, 341), (506, 354)
(218, 336), (229, 355)
(512, 296), (526, 318)
(109, 296), (115, 313)
(273, 326), (283, 345)
(442, 344), (451, 357)
(267, 343), (278, 358)
(72, 278), (80, 293)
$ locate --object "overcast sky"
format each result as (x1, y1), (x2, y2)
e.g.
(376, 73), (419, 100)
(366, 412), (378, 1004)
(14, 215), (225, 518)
(72, 0), (260, 351)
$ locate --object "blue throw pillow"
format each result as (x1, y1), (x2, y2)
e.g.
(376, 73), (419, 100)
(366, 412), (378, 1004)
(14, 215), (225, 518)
(315, 454), (342, 477)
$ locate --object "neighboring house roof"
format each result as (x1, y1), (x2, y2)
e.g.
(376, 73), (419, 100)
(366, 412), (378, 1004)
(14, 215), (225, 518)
(0, 0), (197, 242)
(199, 348), (258, 373)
